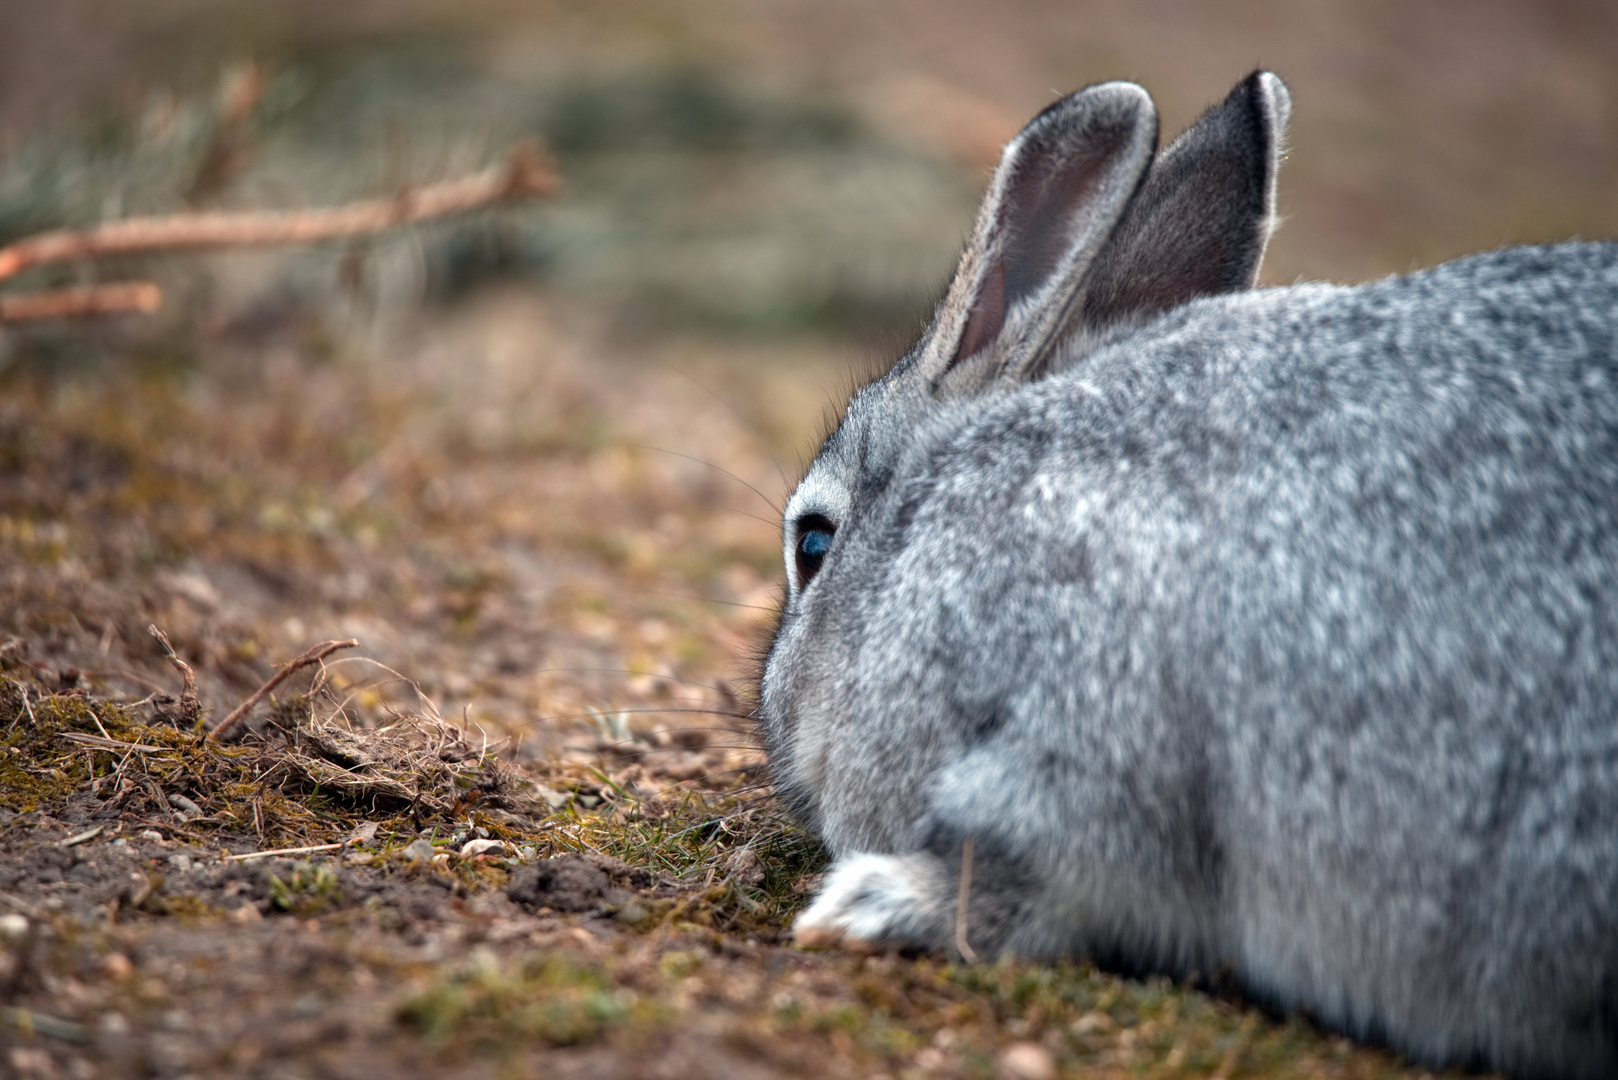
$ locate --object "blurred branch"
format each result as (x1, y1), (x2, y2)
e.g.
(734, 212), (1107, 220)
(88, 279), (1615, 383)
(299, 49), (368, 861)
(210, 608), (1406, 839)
(0, 283), (163, 322)
(0, 141), (561, 321)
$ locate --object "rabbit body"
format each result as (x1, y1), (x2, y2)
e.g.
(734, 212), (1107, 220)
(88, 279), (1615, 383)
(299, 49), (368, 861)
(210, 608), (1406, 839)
(760, 72), (1618, 1079)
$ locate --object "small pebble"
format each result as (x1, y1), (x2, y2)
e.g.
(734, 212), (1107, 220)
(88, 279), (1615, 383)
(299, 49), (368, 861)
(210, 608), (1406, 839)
(166, 793), (203, 817)
(459, 838), (506, 857)
(167, 853), (192, 872)
(1072, 1011), (1112, 1035)
(138, 830), (164, 843)
(0, 913), (28, 941)
(997, 1042), (1057, 1080)
(101, 953), (133, 980)
(401, 838), (437, 861)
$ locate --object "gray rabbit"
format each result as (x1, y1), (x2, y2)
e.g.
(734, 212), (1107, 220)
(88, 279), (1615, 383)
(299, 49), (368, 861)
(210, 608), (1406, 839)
(758, 71), (1618, 1078)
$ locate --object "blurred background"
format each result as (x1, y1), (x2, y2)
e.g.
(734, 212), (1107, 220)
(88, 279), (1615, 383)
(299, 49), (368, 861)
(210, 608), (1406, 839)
(0, 0), (1615, 740)
(3, 0), (1616, 339)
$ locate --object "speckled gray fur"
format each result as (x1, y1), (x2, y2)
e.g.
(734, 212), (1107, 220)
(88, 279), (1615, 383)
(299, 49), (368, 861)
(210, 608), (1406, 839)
(760, 71), (1618, 1079)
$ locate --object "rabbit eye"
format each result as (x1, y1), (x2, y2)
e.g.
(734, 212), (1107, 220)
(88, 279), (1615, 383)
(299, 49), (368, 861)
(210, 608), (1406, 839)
(794, 515), (837, 586)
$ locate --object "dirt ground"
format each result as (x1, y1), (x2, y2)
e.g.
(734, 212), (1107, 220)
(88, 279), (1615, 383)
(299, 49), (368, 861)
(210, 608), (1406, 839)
(6, 2), (1615, 1077)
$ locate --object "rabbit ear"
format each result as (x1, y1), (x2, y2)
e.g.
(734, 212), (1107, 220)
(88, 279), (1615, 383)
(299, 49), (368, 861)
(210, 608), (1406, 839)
(921, 81), (1159, 398)
(1049, 71), (1291, 369)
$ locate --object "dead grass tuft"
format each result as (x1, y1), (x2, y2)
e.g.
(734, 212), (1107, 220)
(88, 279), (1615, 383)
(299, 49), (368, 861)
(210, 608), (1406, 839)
(0, 650), (533, 852)
(0, 641), (818, 937)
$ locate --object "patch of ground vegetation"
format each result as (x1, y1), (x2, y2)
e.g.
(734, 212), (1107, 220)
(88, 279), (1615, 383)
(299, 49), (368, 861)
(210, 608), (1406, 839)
(2, 669), (1448, 1080)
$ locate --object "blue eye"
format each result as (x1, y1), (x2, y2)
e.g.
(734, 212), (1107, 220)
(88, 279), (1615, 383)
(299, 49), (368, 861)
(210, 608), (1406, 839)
(800, 530), (833, 557)
(794, 515), (837, 585)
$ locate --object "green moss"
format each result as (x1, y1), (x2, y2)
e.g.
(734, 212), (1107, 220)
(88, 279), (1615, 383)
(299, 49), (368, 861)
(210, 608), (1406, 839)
(269, 860), (342, 915)
(0, 681), (149, 811)
(400, 951), (667, 1053)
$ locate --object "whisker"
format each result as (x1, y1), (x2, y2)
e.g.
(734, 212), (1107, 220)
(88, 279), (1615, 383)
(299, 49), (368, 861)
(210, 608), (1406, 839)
(626, 443), (783, 515)
(566, 748), (764, 762)
(522, 707), (758, 730)
(709, 783), (775, 798)
(615, 587), (779, 614)
(566, 739), (762, 753)
(716, 506), (787, 529)
(553, 583), (779, 614)
(665, 765), (768, 786)
(527, 666), (745, 698)
(662, 811), (754, 841)
(653, 355), (792, 490)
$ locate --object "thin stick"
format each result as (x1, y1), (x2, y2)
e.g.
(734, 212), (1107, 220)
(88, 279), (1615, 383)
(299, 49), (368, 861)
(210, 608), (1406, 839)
(146, 625), (200, 727)
(0, 142), (559, 283)
(60, 825), (105, 848)
(0, 282), (164, 323)
(4, 685), (30, 733)
(954, 836), (979, 965)
(58, 732), (169, 753)
(208, 638), (359, 740)
(225, 841), (346, 862)
(87, 707), (112, 740)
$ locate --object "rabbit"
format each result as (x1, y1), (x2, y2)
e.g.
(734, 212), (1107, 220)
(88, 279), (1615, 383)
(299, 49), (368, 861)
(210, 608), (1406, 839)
(757, 70), (1618, 1080)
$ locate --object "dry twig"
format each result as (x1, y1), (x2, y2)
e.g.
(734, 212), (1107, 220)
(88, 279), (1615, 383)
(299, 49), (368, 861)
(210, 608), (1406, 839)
(226, 841), (347, 862)
(0, 142), (556, 279)
(954, 835), (979, 965)
(209, 638), (359, 741)
(58, 732), (170, 753)
(147, 625), (201, 727)
(0, 282), (163, 322)
(0, 141), (559, 322)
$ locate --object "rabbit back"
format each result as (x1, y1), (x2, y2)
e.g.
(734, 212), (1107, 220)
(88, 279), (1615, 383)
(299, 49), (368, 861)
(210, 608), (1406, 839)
(884, 240), (1618, 1057)
(792, 241), (1618, 1077)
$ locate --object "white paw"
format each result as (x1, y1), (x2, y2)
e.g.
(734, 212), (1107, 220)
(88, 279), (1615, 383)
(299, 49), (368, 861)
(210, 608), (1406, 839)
(794, 852), (947, 950)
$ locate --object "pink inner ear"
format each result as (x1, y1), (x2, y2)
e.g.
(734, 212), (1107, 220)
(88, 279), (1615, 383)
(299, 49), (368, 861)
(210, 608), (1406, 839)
(953, 258), (1006, 365)
(1001, 152), (1110, 302)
